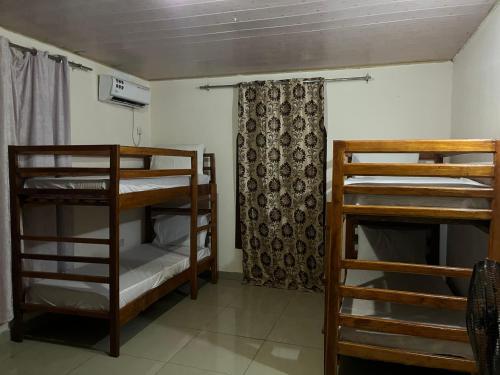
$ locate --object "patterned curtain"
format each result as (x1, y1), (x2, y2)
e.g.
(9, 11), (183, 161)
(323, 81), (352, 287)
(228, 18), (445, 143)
(237, 79), (326, 291)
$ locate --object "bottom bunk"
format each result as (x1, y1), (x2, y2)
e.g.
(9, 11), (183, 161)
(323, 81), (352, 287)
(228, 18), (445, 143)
(25, 243), (211, 311)
(339, 225), (473, 361)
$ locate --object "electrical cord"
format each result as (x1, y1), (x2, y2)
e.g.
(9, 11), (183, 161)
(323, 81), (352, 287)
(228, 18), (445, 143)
(131, 108), (142, 146)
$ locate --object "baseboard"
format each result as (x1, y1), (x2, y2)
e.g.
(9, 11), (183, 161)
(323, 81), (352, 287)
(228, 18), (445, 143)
(0, 323), (8, 334)
(219, 271), (243, 281)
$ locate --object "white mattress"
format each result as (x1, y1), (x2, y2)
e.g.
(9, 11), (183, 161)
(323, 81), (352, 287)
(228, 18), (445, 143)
(23, 174), (211, 195)
(340, 225), (473, 359)
(345, 176), (490, 209)
(26, 243), (211, 311)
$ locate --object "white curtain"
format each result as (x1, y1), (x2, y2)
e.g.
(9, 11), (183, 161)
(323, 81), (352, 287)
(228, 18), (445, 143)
(0, 37), (71, 324)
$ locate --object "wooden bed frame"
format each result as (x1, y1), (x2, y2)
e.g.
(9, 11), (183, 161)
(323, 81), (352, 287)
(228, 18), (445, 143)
(8, 145), (218, 357)
(325, 139), (500, 374)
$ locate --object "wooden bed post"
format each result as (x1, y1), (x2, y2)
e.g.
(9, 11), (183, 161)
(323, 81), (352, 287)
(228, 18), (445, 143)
(209, 154), (218, 284)
(9, 147), (23, 342)
(143, 156), (154, 243)
(489, 140), (500, 261)
(109, 145), (121, 357)
(325, 141), (346, 375)
(190, 152), (199, 299)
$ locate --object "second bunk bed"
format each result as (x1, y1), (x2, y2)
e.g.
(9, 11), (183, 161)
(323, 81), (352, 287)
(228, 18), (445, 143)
(325, 139), (500, 374)
(8, 144), (218, 357)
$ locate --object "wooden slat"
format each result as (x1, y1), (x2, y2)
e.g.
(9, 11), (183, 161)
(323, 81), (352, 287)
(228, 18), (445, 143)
(341, 259), (472, 278)
(197, 224), (210, 233)
(344, 184), (494, 198)
(340, 286), (467, 310)
(337, 342), (476, 373)
(343, 205), (492, 220)
(21, 303), (110, 319)
(151, 207), (212, 215)
(344, 163), (493, 178)
(18, 167), (110, 177)
(20, 188), (110, 198)
(10, 145), (112, 156)
(20, 235), (110, 245)
(120, 169), (192, 178)
(488, 140), (500, 259)
(339, 314), (469, 342)
(119, 146), (196, 158)
(120, 184), (211, 209)
(21, 253), (110, 264)
(342, 139), (495, 153)
(21, 271), (110, 284)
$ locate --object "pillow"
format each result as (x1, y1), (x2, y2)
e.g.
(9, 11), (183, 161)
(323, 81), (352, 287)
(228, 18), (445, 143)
(151, 144), (205, 175)
(352, 153), (419, 164)
(153, 214), (210, 249)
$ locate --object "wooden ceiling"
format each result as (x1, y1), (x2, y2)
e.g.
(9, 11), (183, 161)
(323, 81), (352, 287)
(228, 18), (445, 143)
(0, 0), (496, 80)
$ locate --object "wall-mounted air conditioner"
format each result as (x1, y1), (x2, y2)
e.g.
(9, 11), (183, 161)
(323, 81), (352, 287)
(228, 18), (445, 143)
(98, 75), (150, 109)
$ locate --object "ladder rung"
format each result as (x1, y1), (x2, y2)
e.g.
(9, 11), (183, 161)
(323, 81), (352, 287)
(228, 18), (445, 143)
(21, 253), (110, 264)
(340, 286), (467, 310)
(342, 259), (472, 278)
(21, 271), (109, 284)
(21, 235), (110, 245)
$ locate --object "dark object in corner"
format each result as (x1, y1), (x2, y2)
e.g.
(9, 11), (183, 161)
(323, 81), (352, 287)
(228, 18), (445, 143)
(467, 259), (500, 375)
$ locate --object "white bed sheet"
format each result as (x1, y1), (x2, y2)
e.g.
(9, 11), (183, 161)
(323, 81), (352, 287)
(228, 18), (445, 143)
(345, 176), (490, 209)
(23, 174), (211, 195)
(26, 243), (211, 311)
(340, 225), (473, 359)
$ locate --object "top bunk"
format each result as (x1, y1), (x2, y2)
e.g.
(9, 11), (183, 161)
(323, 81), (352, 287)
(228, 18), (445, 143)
(9, 145), (216, 209)
(332, 139), (498, 223)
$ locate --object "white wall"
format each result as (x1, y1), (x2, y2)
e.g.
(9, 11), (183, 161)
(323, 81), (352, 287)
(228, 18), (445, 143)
(0, 27), (152, 255)
(451, 3), (500, 140)
(447, 3), (500, 294)
(151, 62), (454, 272)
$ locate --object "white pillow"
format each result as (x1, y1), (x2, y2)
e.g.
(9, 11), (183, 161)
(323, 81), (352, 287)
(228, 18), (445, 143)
(352, 153), (419, 163)
(153, 214), (210, 248)
(151, 144), (205, 175)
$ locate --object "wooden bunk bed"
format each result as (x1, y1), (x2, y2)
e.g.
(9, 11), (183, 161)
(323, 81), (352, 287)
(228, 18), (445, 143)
(8, 145), (218, 357)
(325, 139), (500, 374)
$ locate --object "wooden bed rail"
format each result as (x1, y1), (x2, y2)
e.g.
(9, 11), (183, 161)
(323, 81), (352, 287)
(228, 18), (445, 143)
(341, 139), (495, 153)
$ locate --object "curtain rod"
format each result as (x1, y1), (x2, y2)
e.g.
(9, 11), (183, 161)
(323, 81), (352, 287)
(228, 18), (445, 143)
(198, 73), (372, 91)
(8, 42), (93, 72)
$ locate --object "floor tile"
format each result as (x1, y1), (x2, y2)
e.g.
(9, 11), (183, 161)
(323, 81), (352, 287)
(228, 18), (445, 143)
(194, 284), (244, 307)
(267, 316), (324, 349)
(69, 353), (164, 375)
(227, 288), (292, 315)
(204, 307), (280, 340)
(170, 331), (262, 375)
(155, 300), (225, 330)
(244, 341), (323, 375)
(281, 291), (324, 320)
(0, 341), (94, 375)
(0, 333), (35, 362)
(157, 363), (224, 375)
(121, 322), (199, 362)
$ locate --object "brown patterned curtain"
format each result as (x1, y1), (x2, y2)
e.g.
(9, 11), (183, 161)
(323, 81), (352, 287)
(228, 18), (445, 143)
(237, 79), (326, 291)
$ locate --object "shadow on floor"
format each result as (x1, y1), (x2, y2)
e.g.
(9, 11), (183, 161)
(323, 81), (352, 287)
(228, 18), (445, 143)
(22, 279), (205, 351)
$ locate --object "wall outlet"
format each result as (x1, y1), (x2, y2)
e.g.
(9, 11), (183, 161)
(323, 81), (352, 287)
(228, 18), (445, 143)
(136, 126), (143, 136)
(119, 238), (125, 248)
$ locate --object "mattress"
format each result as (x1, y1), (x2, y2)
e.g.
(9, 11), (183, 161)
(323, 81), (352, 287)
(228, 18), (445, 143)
(340, 225), (473, 359)
(23, 174), (211, 194)
(345, 176), (490, 209)
(25, 243), (211, 311)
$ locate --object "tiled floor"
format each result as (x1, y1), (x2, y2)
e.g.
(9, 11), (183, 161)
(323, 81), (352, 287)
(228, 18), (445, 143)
(0, 276), (462, 375)
(0, 277), (324, 375)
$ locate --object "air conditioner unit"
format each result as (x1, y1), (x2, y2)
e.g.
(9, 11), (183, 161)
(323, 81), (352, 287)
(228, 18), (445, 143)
(98, 75), (150, 109)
